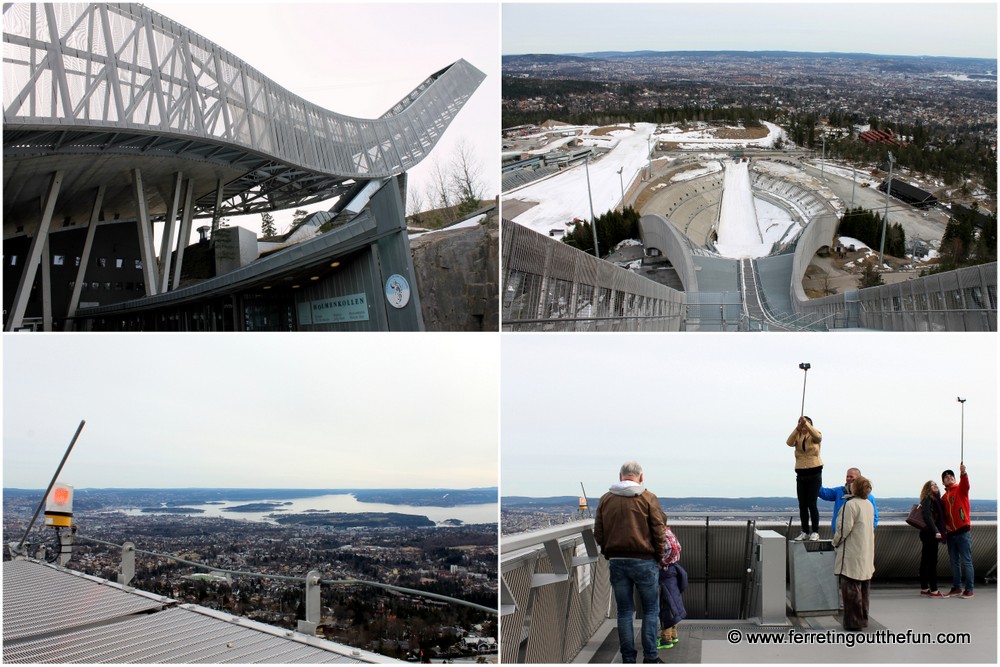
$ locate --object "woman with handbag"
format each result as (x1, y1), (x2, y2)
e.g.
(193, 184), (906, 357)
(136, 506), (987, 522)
(832, 476), (875, 631)
(918, 480), (948, 598)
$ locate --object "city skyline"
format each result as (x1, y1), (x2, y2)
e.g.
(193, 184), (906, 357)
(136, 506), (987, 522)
(502, 3), (998, 59)
(3, 335), (498, 490)
(502, 334), (997, 499)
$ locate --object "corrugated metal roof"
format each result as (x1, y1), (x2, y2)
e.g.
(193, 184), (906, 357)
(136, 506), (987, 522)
(2, 559), (397, 664)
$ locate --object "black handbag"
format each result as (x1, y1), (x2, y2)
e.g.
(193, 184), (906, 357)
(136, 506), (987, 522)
(905, 503), (926, 530)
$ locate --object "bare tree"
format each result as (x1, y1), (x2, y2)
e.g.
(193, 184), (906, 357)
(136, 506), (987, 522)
(428, 157), (453, 214)
(406, 185), (425, 219)
(450, 137), (485, 215)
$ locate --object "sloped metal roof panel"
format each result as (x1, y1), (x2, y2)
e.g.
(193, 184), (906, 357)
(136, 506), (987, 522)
(2, 558), (168, 643)
(4, 606), (366, 664)
(2, 559), (395, 664)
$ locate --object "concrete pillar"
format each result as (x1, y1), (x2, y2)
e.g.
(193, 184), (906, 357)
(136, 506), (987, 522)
(118, 542), (135, 586)
(754, 530), (788, 625)
(65, 185), (105, 330)
(158, 172), (183, 292)
(132, 168), (158, 295)
(5, 171), (63, 331)
(172, 179), (196, 290)
(296, 569), (322, 636)
(370, 176), (424, 331)
(41, 239), (54, 331)
(210, 178), (225, 236)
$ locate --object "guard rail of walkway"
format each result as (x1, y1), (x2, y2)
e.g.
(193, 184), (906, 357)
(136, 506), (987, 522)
(3, 3), (485, 185)
(502, 221), (686, 331)
(799, 262), (998, 331)
(501, 514), (997, 664)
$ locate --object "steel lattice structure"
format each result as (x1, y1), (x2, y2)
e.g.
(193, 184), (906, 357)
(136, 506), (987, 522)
(3, 2), (485, 221)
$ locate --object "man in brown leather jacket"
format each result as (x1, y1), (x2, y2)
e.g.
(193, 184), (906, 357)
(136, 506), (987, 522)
(594, 461), (667, 663)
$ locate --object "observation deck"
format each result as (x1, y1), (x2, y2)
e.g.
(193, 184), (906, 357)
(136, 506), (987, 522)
(501, 515), (996, 663)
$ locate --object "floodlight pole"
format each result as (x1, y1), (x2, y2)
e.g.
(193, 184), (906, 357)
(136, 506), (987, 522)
(878, 151), (894, 268)
(957, 397), (966, 464)
(820, 134), (825, 179)
(850, 163), (856, 210)
(585, 155), (599, 257)
(15, 420), (86, 557)
(617, 167), (625, 211)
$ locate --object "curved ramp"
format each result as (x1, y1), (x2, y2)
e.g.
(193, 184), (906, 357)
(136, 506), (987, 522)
(3, 3), (485, 221)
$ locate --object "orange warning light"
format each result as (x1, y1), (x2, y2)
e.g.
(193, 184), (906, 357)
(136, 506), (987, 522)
(54, 487), (70, 504)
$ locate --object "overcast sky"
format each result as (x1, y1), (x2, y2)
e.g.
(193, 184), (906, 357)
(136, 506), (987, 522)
(501, 334), (997, 499)
(503, 3), (998, 59)
(146, 2), (500, 234)
(3, 335), (498, 490)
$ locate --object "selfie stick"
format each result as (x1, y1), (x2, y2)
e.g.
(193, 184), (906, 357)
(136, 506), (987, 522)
(957, 397), (966, 464)
(798, 363), (811, 416)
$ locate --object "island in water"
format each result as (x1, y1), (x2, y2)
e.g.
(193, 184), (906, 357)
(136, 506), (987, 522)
(222, 502), (293, 513)
(273, 512), (435, 528)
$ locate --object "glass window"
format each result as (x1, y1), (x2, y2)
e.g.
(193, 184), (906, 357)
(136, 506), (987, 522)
(135, 259), (143, 270)
(97, 257), (106, 268)
(115, 258), (124, 269)
(53, 255), (64, 266)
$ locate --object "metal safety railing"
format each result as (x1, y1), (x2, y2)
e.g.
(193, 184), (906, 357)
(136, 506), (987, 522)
(502, 222), (686, 332)
(501, 513), (998, 663)
(799, 262), (997, 331)
(70, 534), (496, 637)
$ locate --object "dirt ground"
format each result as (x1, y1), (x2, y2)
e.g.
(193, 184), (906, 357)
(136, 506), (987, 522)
(592, 125), (629, 136)
(802, 252), (935, 297)
(715, 126), (770, 140)
(634, 164), (707, 211)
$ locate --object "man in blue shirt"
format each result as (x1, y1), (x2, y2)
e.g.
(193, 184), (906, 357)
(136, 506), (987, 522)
(820, 467), (879, 534)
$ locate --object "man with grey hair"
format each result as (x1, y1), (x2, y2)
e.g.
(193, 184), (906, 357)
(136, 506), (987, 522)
(819, 467), (880, 535)
(594, 461), (667, 664)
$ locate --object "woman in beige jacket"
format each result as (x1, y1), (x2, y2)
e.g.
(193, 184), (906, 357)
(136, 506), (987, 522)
(832, 476), (876, 630)
(786, 415), (823, 541)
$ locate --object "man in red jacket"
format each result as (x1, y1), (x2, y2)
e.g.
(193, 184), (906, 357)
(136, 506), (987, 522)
(941, 463), (973, 598)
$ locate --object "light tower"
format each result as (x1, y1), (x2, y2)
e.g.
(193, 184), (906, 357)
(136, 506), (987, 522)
(878, 151), (895, 268)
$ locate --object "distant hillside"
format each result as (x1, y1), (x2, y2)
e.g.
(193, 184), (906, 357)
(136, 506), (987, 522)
(511, 50), (996, 67)
(502, 53), (595, 64)
(4, 487), (499, 510)
(502, 495), (997, 513)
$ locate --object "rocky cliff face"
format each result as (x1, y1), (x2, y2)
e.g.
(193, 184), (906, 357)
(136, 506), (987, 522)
(409, 211), (499, 332)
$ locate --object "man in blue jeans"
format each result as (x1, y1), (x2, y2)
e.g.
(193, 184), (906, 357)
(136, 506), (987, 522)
(941, 464), (974, 598)
(594, 461), (667, 664)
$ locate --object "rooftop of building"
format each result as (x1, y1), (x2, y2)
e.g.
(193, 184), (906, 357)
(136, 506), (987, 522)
(2, 558), (399, 664)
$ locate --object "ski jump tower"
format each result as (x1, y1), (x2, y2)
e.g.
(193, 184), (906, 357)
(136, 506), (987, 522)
(3, 3), (485, 331)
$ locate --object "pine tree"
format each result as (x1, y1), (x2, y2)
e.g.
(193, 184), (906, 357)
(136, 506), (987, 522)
(260, 212), (277, 238)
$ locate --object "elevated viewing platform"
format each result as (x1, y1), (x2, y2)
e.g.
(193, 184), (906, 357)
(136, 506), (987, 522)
(501, 516), (997, 663)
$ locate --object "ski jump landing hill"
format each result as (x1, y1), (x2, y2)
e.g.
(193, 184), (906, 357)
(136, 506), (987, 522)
(4, 3), (484, 331)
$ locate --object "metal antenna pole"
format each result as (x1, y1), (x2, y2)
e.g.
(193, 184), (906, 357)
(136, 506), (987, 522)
(585, 155), (599, 258)
(957, 397), (966, 463)
(15, 420), (86, 556)
(798, 363), (811, 416)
